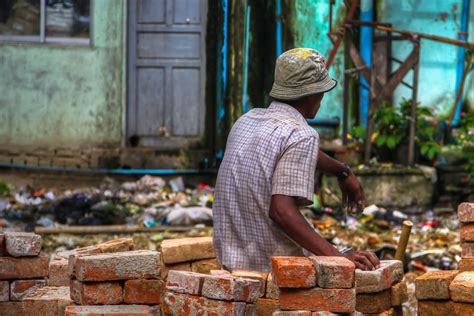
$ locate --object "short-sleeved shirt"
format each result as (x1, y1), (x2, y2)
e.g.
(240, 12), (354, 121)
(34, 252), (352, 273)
(213, 101), (320, 272)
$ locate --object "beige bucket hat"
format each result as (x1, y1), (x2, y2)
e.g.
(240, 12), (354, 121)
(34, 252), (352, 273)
(269, 48), (337, 100)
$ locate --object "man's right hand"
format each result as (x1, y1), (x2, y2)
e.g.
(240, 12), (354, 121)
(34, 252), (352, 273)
(343, 250), (381, 271)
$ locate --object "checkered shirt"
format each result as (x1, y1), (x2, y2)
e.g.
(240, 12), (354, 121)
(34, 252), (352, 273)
(213, 101), (320, 272)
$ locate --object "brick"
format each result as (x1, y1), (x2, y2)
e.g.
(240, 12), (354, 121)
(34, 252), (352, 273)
(70, 279), (123, 305)
(166, 271), (204, 295)
(4, 232), (42, 257)
(210, 269), (231, 277)
(0, 281), (8, 302)
(0, 254), (49, 279)
(0, 301), (23, 315)
(265, 273), (280, 299)
(162, 290), (246, 315)
(256, 298), (279, 316)
(48, 259), (70, 286)
(462, 242), (474, 257)
(10, 279), (46, 301)
(415, 270), (458, 300)
(65, 305), (157, 316)
(459, 258), (474, 272)
(245, 303), (257, 316)
(0, 234), (6, 257)
(191, 258), (221, 274)
(458, 202), (474, 223)
(273, 312), (311, 316)
(271, 257), (316, 288)
(160, 261), (192, 279)
(279, 288), (355, 313)
(310, 256), (355, 289)
(418, 299), (474, 316)
(355, 260), (403, 293)
(390, 280), (408, 306)
(356, 289), (392, 314)
(231, 270), (268, 297)
(124, 279), (165, 304)
(75, 250), (161, 281)
(201, 274), (261, 303)
(461, 224), (474, 241)
(160, 237), (215, 264)
(311, 313), (338, 316)
(21, 287), (73, 316)
(449, 271), (474, 303)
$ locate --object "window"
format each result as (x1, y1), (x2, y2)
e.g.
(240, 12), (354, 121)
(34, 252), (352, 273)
(0, 0), (91, 44)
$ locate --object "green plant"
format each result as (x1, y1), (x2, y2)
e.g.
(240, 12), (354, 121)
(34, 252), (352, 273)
(457, 112), (474, 183)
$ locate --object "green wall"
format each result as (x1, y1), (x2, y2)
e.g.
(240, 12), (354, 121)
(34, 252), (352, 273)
(0, 1), (126, 148)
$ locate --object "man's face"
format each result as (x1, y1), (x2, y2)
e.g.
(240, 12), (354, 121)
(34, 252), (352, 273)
(308, 93), (324, 117)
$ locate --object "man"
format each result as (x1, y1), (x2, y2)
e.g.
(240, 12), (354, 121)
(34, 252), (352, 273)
(213, 48), (380, 272)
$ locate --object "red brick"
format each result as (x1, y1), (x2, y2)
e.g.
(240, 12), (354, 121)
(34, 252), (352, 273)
(0, 254), (49, 279)
(75, 250), (161, 281)
(162, 290), (246, 315)
(273, 312), (312, 316)
(160, 261), (192, 279)
(21, 286), (73, 316)
(4, 232), (42, 257)
(10, 279), (46, 301)
(160, 237), (215, 264)
(0, 233), (6, 257)
(415, 270), (459, 300)
(461, 224), (474, 241)
(245, 303), (257, 316)
(231, 270), (268, 297)
(449, 272), (474, 303)
(390, 280), (408, 306)
(65, 305), (157, 316)
(418, 300), (474, 316)
(458, 203), (474, 223)
(310, 256), (355, 289)
(49, 259), (70, 286)
(56, 238), (135, 261)
(201, 274), (261, 303)
(356, 289), (392, 314)
(256, 298), (279, 316)
(191, 258), (221, 274)
(356, 260), (403, 293)
(279, 288), (355, 313)
(210, 270), (231, 277)
(459, 258), (474, 272)
(166, 271), (204, 295)
(124, 279), (165, 304)
(271, 257), (316, 288)
(70, 279), (123, 305)
(462, 242), (474, 258)
(0, 281), (8, 302)
(0, 301), (23, 315)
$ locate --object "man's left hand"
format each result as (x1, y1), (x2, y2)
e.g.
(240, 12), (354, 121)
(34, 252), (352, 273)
(338, 173), (365, 214)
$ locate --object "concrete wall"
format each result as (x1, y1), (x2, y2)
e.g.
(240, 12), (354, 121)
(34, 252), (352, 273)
(0, 1), (126, 149)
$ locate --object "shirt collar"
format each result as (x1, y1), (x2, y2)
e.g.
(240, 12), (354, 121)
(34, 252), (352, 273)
(268, 101), (307, 123)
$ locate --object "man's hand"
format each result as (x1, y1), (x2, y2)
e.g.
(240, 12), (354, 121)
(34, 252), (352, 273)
(343, 250), (380, 271)
(338, 173), (365, 214)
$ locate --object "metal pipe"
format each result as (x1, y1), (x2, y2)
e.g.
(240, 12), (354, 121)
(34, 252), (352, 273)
(307, 117), (340, 127)
(242, 1), (251, 114)
(275, 0), (282, 57)
(359, 0), (374, 128)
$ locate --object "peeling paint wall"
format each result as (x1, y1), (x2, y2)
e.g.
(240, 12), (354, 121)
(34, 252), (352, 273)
(0, 1), (126, 149)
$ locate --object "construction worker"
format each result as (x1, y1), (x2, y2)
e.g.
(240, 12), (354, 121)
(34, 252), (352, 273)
(213, 48), (380, 272)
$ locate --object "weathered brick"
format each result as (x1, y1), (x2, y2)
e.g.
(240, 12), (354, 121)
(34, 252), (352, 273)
(160, 237), (215, 264)
(231, 270), (268, 297)
(10, 279), (46, 301)
(462, 242), (474, 257)
(191, 258), (221, 274)
(162, 290), (246, 315)
(0, 281), (8, 302)
(265, 273), (280, 300)
(390, 280), (408, 306)
(166, 271), (204, 295)
(0, 301), (23, 315)
(461, 224), (474, 241)
(459, 258), (474, 272)
(70, 279), (123, 305)
(0, 234), (6, 257)
(65, 305), (157, 316)
(418, 299), (474, 316)
(356, 260), (403, 293)
(201, 274), (261, 303)
(48, 259), (70, 286)
(310, 256), (355, 289)
(124, 279), (165, 304)
(271, 257), (316, 288)
(256, 298), (279, 316)
(245, 303), (257, 316)
(160, 261), (192, 279)
(0, 254), (49, 279)
(21, 287), (73, 316)
(311, 312), (338, 316)
(4, 232), (42, 257)
(458, 202), (474, 223)
(210, 269), (231, 277)
(279, 288), (355, 313)
(356, 289), (392, 314)
(75, 250), (161, 281)
(415, 270), (458, 300)
(273, 311), (311, 316)
(449, 271), (474, 303)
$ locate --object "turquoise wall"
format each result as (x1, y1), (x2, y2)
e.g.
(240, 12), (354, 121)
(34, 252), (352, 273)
(0, 1), (126, 148)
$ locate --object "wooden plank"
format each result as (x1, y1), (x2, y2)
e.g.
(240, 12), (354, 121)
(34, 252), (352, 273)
(408, 45), (420, 165)
(35, 225), (210, 234)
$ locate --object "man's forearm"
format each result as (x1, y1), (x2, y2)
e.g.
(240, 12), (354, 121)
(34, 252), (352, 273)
(317, 149), (347, 176)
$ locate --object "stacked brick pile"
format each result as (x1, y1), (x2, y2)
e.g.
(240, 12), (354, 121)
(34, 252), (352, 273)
(415, 202), (474, 316)
(355, 260), (407, 314)
(162, 270), (260, 315)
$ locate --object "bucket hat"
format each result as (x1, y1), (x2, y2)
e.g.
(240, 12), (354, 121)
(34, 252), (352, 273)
(269, 48), (337, 100)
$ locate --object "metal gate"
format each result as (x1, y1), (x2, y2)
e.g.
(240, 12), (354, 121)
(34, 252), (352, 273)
(127, 0), (207, 149)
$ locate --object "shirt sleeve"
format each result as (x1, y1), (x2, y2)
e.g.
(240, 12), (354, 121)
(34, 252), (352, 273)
(271, 134), (319, 206)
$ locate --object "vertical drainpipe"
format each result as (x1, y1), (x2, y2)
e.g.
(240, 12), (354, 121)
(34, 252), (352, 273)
(452, 0), (471, 126)
(242, 1), (251, 114)
(359, 0), (373, 127)
(276, 0), (283, 58)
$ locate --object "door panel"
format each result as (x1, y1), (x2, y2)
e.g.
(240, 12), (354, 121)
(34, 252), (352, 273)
(136, 68), (165, 135)
(172, 68), (200, 136)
